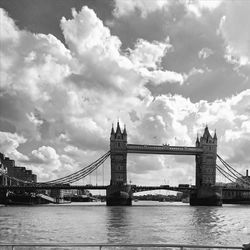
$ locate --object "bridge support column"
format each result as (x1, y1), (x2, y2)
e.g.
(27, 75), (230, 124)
(107, 122), (132, 206)
(106, 184), (132, 206)
(50, 189), (64, 204)
(0, 189), (7, 205)
(191, 126), (222, 206)
(190, 186), (222, 206)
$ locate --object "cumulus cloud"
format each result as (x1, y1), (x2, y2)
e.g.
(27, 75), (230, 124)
(0, 132), (28, 161)
(129, 38), (171, 69)
(31, 146), (59, 163)
(27, 146), (78, 181)
(1, 4), (250, 186)
(113, 0), (170, 18)
(128, 38), (184, 85)
(219, 1), (250, 64)
(186, 0), (222, 17)
(114, 0), (222, 18)
(198, 48), (214, 59)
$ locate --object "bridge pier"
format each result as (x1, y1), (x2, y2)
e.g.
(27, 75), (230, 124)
(190, 186), (222, 206)
(0, 189), (7, 205)
(106, 184), (132, 206)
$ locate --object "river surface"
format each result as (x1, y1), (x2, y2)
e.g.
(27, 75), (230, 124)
(0, 201), (249, 246)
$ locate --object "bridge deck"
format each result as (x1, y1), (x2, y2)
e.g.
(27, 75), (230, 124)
(127, 144), (203, 155)
(1, 185), (250, 193)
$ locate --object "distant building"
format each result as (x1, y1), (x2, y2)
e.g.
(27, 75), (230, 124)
(219, 169), (250, 188)
(218, 170), (250, 202)
(0, 152), (37, 185)
(236, 170), (250, 187)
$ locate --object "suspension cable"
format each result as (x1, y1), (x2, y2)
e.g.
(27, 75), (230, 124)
(217, 154), (244, 178)
(217, 154), (250, 186)
(42, 151), (110, 184)
(217, 156), (242, 180)
(0, 151), (110, 186)
(216, 164), (237, 183)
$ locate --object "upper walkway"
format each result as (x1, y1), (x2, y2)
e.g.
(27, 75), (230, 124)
(127, 144), (203, 155)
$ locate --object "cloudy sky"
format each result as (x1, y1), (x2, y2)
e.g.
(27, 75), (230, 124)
(0, 0), (250, 186)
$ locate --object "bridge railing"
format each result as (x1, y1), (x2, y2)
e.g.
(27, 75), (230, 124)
(0, 243), (244, 250)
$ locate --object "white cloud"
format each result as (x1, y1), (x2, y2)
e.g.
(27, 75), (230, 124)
(183, 67), (205, 82)
(32, 146), (59, 163)
(1, 5), (250, 186)
(0, 132), (28, 161)
(186, 0), (222, 17)
(113, 0), (170, 18)
(129, 38), (171, 69)
(198, 47), (214, 59)
(219, 1), (250, 64)
(114, 0), (222, 18)
(128, 38), (183, 85)
(29, 145), (80, 181)
(0, 8), (20, 43)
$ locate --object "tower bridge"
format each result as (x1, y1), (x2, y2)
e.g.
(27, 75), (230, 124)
(108, 122), (219, 206)
(1, 122), (249, 206)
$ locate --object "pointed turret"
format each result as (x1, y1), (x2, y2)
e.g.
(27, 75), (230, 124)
(115, 121), (122, 135)
(213, 130), (217, 139)
(110, 124), (115, 140)
(111, 124), (115, 134)
(196, 134), (200, 147)
(202, 125), (212, 143)
(123, 125), (127, 140)
(123, 125), (127, 135)
(213, 129), (217, 144)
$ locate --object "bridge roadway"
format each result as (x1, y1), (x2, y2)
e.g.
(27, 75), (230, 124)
(127, 144), (203, 155)
(1, 185), (250, 193)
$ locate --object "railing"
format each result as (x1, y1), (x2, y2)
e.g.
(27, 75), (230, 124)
(0, 243), (245, 249)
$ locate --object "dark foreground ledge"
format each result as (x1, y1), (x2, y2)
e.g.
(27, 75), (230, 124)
(0, 243), (246, 249)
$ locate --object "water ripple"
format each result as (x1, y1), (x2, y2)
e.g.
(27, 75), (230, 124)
(0, 202), (249, 245)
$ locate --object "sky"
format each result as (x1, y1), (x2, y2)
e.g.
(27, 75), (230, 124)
(0, 0), (250, 187)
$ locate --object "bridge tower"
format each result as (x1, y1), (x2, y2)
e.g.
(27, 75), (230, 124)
(195, 126), (217, 188)
(192, 126), (222, 205)
(110, 122), (127, 185)
(106, 122), (132, 206)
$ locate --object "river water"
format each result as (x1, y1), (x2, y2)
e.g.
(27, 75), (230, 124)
(0, 201), (249, 246)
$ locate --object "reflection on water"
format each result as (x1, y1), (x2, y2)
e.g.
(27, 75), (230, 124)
(188, 207), (224, 244)
(106, 207), (132, 243)
(0, 202), (249, 245)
